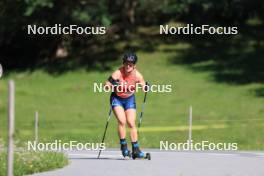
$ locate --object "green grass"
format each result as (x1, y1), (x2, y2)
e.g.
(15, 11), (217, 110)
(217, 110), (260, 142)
(0, 43), (263, 150)
(0, 151), (68, 176)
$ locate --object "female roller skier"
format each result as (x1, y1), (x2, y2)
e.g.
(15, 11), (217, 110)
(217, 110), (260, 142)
(105, 53), (147, 159)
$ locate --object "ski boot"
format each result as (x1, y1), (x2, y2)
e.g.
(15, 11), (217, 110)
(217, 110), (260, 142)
(132, 142), (151, 160)
(120, 139), (131, 158)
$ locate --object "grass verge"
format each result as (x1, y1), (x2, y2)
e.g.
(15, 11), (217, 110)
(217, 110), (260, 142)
(0, 151), (68, 176)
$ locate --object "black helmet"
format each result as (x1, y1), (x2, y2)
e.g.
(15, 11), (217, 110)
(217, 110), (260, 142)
(123, 53), (137, 64)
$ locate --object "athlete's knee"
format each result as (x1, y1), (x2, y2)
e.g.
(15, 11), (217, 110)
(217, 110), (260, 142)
(118, 119), (126, 127)
(127, 121), (136, 129)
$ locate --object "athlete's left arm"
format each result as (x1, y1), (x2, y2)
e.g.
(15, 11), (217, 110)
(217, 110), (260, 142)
(136, 71), (148, 92)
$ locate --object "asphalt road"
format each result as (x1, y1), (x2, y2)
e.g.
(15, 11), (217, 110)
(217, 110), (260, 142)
(32, 149), (264, 176)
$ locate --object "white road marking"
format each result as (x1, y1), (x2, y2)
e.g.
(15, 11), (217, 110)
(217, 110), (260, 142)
(66, 150), (264, 158)
(68, 153), (122, 158)
(208, 153), (237, 156)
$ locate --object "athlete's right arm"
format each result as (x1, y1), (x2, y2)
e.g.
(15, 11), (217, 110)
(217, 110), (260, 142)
(104, 70), (120, 91)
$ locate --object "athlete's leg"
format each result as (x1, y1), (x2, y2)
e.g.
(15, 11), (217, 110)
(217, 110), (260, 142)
(113, 106), (127, 139)
(126, 108), (145, 158)
(126, 109), (137, 142)
(113, 106), (131, 157)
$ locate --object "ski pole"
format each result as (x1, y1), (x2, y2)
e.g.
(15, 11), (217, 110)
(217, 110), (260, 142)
(97, 107), (112, 159)
(138, 82), (149, 128)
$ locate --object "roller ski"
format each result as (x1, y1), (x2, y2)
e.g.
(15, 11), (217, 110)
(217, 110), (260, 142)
(131, 142), (151, 160)
(120, 139), (131, 159)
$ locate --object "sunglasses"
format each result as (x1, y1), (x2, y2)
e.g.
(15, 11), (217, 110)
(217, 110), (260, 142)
(123, 62), (135, 67)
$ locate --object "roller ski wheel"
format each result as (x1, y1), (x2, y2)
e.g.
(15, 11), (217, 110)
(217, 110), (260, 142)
(145, 153), (151, 160)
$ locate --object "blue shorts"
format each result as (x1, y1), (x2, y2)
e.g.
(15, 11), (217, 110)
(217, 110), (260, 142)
(110, 93), (136, 110)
